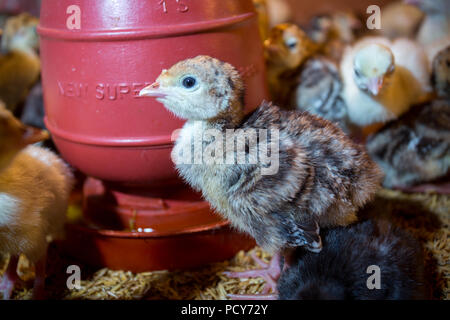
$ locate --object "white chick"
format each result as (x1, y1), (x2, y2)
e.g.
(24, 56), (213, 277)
(0, 104), (74, 300)
(341, 37), (432, 127)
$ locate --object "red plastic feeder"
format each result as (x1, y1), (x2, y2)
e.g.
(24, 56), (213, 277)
(38, 0), (267, 271)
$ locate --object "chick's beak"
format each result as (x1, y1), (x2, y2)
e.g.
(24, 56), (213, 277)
(22, 126), (50, 145)
(139, 82), (167, 98)
(367, 77), (383, 95)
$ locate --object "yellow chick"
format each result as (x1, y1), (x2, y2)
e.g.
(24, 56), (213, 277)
(341, 37), (432, 128)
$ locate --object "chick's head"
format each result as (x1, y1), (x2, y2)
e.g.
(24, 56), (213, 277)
(264, 23), (317, 71)
(1, 13), (40, 54)
(353, 44), (395, 96)
(140, 56), (245, 123)
(0, 103), (48, 171)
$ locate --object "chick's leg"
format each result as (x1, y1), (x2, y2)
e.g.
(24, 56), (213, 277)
(224, 252), (282, 299)
(0, 255), (21, 300)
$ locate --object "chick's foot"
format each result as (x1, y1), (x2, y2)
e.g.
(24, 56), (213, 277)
(224, 252), (281, 299)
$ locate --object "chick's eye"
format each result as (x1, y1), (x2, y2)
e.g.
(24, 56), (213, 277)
(182, 76), (197, 89)
(286, 40), (297, 50)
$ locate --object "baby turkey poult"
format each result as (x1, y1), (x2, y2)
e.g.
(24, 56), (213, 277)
(140, 56), (383, 296)
(0, 103), (74, 299)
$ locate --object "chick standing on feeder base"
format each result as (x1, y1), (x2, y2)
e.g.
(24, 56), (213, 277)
(366, 46), (450, 194)
(0, 13), (40, 113)
(264, 23), (318, 106)
(0, 104), (74, 299)
(341, 37), (432, 132)
(140, 56), (383, 298)
(278, 220), (428, 300)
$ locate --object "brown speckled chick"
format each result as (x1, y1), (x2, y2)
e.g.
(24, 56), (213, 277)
(140, 56), (382, 295)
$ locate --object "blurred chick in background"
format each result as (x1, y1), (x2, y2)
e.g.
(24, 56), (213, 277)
(253, 0), (292, 41)
(290, 57), (353, 134)
(307, 12), (362, 62)
(341, 37), (432, 129)
(366, 46), (450, 194)
(406, 0), (450, 46)
(265, 23), (352, 134)
(406, 0), (450, 66)
(432, 46), (450, 99)
(0, 103), (74, 299)
(264, 23), (318, 106)
(277, 220), (428, 300)
(0, 13), (40, 113)
(377, 1), (424, 39)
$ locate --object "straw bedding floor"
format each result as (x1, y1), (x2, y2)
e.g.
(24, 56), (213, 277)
(1, 189), (448, 300)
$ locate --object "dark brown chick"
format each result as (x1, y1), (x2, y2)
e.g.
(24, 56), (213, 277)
(0, 13), (40, 112)
(264, 23), (318, 106)
(140, 56), (382, 296)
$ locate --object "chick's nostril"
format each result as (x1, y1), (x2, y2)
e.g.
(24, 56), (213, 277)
(151, 82), (160, 89)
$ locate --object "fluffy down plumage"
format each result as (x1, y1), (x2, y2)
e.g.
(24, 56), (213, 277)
(366, 100), (450, 189)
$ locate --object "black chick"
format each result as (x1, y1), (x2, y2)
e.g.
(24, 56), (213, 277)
(278, 219), (428, 300)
